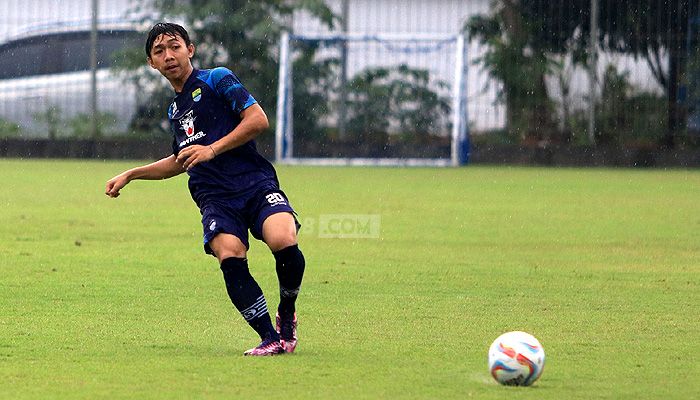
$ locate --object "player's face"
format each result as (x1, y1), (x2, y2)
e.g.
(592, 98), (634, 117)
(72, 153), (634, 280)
(147, 34), (194, 82)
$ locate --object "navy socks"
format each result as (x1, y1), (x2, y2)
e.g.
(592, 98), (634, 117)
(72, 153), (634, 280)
(220, 257), (279, 341)
(273, 245), (306, 318)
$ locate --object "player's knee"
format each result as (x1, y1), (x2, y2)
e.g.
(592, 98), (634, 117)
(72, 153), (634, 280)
(267, 233), (297, 253)
(215, 248), (246, 261)
(210, 233), (247, 261)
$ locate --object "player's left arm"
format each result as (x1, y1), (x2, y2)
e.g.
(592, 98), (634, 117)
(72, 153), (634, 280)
(176, 104), (269, 170)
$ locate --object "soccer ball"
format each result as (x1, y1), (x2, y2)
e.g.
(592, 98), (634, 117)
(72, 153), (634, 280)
(488, 331), (545, 386)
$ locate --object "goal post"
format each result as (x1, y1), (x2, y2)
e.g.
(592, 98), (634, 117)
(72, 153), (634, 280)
(276, 31), (469, 167)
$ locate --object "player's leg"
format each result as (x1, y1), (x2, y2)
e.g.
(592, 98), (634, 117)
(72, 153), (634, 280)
(261, 212), (306, 353)
(208, 232), (247, 262)
(205, 213), (282, 355)
(262, 211), (298, 252)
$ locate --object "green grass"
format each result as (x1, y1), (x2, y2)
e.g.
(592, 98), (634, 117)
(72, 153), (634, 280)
(0, 159), (698, 399)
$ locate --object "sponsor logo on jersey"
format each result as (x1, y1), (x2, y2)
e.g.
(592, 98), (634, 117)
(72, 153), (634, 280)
(170, 101), (178, 117)
(191, 87), (202, 102)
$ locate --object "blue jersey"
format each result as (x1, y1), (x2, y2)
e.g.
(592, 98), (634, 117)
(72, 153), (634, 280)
(168, 67), (278, 207)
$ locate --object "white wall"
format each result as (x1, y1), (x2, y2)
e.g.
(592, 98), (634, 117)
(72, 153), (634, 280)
(0, 0), (134, 42)
(295, 0), (489, 35)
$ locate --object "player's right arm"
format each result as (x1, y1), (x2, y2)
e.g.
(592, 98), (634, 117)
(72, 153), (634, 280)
(105, 155), (185, 198)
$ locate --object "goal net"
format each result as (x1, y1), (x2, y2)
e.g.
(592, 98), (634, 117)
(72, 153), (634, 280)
(276, 32), (469, 166)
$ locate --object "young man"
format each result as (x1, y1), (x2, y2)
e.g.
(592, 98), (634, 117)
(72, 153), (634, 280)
(105, 23), (305, 356)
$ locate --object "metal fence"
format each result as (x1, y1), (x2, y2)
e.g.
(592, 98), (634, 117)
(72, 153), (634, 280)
(0, 0), (698, 152)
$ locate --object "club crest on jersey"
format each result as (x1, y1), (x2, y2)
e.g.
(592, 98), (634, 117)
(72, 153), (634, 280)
(177, 110), (207, 148)
(180, 110), (197, 137)
(191, 87), (202, 102)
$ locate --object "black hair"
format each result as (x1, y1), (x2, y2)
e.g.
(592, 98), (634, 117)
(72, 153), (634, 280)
(145, 22), (192, 57)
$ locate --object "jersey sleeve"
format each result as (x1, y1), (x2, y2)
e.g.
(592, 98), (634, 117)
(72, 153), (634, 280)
(168, 102), (180, 155)
(208, 67), (257, 114)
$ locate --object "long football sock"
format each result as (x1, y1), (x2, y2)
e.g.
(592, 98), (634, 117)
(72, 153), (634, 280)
(220, 257), (279, 341)
(273, 244), (306, 318)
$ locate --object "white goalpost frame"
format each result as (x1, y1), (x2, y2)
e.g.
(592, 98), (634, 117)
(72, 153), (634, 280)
(276, 31), (469, 167)
(275, 31), (291, 163)
(451, 33), (469, 167)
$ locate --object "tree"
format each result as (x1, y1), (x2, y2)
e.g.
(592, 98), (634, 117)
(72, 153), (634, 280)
(596, 65), (667, 146)
(466, 0), (562, 143)
(594, 0), (695, 147)
(467, 0), (697, 147)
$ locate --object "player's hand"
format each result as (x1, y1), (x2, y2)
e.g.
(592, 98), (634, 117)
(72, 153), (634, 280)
(176, 144), (216, 170)
(105, 173), (129, 198)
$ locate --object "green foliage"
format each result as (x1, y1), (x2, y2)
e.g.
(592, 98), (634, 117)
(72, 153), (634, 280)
(557, 65), (669, 147)
(32, 106), (63, 140)
(66, 112), (119, 138)
(126, 81), (174, 138)
(0, 117), (21, 138)
(469, 128), (519, 146)
(595, 65), (667, 145)
(33, 106), (118, 139)
(290, 40), (339, 141)
(682, 47), (700, 146)
(685, 52), (700, 116)
(109, 31), (174, 137)
(466, 4), (558, 142)
(344, 65), (451, 145)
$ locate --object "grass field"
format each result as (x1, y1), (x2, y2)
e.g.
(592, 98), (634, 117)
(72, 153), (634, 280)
(0, 159), (698, 399)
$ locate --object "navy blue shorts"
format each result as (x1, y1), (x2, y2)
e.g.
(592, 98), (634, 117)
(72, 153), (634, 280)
(200, 183), (299, 255)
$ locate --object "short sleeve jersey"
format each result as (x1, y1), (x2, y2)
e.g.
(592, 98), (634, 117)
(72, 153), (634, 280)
(168, 67), (277, 207)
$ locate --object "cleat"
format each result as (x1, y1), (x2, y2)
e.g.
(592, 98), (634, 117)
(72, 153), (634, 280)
(276, 312), (298, 353)
(243, 338), (284, 356)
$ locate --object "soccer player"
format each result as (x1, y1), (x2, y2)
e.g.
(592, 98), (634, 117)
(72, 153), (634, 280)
(105, 22), (305, 356)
